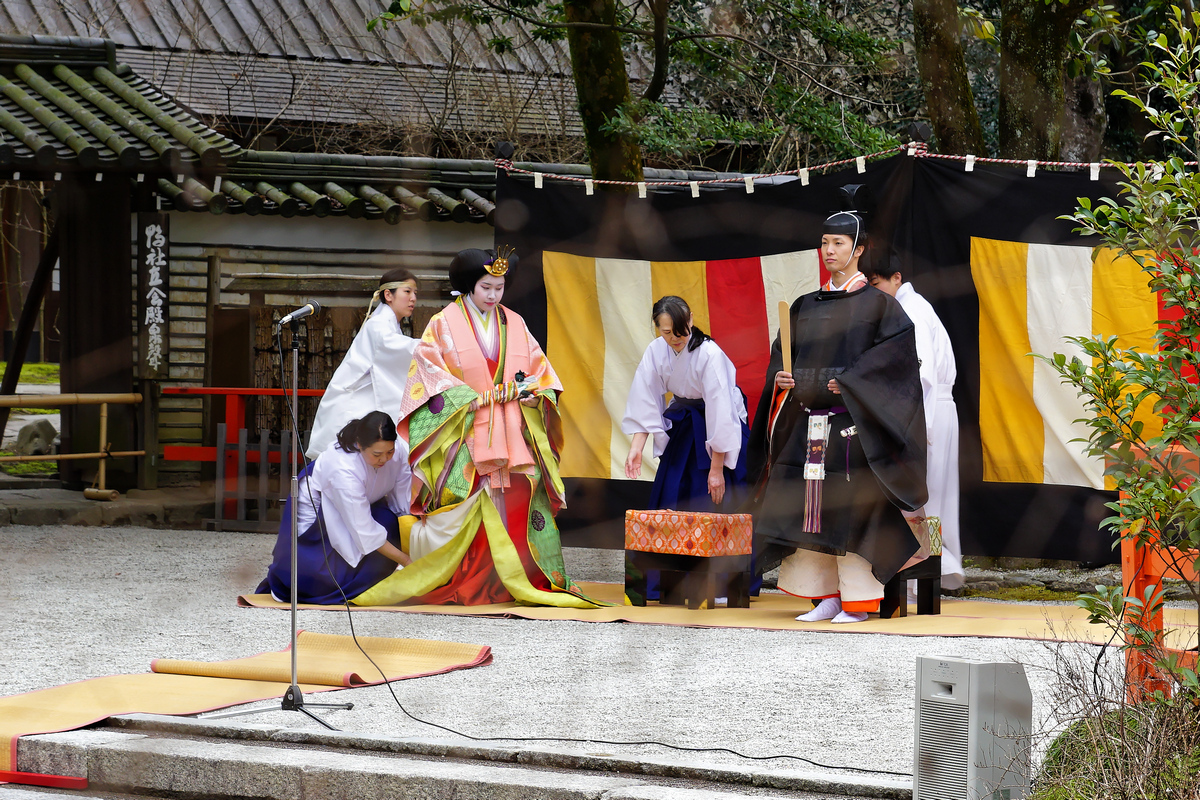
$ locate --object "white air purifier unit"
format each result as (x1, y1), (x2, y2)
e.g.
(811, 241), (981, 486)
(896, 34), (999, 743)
(914, 656), (1033, 800)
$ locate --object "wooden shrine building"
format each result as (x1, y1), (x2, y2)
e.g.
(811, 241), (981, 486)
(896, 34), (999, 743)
(0, 34), (734, 490)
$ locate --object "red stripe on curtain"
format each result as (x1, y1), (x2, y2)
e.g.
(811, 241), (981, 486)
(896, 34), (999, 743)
(1156, 264), (1195, 386)
(706, 257), (770, 424)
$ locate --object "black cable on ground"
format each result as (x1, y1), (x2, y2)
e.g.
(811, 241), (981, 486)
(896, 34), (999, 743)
(273, 328), (913, 780)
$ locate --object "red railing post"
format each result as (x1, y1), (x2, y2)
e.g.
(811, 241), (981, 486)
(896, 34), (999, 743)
(161, 388), (325, 518)
(223, 395), (247, 517)
(1119, 444), (1200, 703)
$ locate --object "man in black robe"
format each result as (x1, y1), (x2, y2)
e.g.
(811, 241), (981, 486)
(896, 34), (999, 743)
(748, 203), (927, 623)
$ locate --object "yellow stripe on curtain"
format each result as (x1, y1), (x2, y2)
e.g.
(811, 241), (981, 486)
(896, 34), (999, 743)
(972, 237), (1043, 483)
(1092, 248), (1162, 489)
(651, 261), (710, 337)
(544, 251), (609, 479)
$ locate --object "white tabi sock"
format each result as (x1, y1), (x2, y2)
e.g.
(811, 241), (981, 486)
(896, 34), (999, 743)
(796, 597), (841, 622)
(831, 609), (869, 624)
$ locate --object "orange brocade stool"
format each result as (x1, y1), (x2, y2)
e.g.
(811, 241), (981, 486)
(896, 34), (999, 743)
(624, 509), (753, 609)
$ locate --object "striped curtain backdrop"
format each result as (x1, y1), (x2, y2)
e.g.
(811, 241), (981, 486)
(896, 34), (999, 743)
(971, 237), (1162, 490)
(543, 250), (821, 480)
(497, 156), (1151, 560)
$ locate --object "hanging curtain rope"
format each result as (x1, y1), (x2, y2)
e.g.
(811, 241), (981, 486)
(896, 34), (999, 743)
(495, 142), (1185, 194)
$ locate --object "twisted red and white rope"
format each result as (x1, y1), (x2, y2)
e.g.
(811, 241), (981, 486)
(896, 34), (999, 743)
(495, 142), (1189, 193)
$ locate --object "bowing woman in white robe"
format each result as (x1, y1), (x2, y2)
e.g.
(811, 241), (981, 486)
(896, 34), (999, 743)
(622, 295), (750, 512)
(869, 262), (964, 590)
(259, 411), (413, 604)
(306, 269), (419, 459)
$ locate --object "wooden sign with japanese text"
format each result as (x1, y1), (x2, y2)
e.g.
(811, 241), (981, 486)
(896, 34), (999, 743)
(136, 212), (170, 380)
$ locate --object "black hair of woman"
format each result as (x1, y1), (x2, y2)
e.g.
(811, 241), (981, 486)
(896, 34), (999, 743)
(652, 295), (711, 353)
(448, 248), (518, 297)
(335, 410), (398, 452)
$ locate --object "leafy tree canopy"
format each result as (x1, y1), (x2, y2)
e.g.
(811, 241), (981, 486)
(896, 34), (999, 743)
(373, 0), (912, 170)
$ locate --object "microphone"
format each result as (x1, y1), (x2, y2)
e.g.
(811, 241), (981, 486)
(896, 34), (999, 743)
(278, 300), (320, 326)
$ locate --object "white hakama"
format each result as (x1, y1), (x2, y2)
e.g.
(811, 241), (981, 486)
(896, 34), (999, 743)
(306, 305), (417, 459)
(895, 282), (963, 589)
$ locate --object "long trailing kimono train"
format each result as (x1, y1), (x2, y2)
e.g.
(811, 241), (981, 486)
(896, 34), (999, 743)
(895, 281), (963, 589)
(352, 297), (599, 608)
(748, 284), (928, 594)
(622, 337), (750, 512)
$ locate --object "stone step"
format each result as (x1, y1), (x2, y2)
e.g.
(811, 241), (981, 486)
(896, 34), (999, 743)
(14, 716), (909, 800)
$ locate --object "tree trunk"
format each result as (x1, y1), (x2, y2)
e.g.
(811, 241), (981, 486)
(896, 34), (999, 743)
(998, 0), (1094, 159)
(564, 0), (644, 183)
(1060, 74), (1107, 162)
(913, 0), (986, 155)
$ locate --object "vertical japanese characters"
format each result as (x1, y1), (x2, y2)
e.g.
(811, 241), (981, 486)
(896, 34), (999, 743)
(143, 223), (166, 372)
(136, 213), (170, 380)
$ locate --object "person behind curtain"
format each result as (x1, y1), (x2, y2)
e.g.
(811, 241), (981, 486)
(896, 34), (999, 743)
(623, 295), (750, 510)
(258, 411), (412, 604)
(866, 256), (963, 592)
(747, 196), (928, 624)
(349, 248), (600, 609)
(306, 268), (419, 459)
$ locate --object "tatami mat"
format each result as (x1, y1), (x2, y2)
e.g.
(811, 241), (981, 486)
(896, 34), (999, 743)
(238, 582), (1198, 648)
(1, 631), (491, 773)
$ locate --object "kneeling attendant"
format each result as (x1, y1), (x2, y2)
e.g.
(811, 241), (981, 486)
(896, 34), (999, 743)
(259, 411), (412, 604)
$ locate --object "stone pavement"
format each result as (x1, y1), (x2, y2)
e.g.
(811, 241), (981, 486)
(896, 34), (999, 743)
(0, 519), (1081, 800)
(0, 480), (212, 528)
(0, 480), (1126, 799)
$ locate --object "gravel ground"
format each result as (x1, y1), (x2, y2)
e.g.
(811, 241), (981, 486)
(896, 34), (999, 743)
(0, 525), (1119, 780)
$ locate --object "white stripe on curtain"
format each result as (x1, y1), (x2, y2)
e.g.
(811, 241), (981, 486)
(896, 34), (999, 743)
(760, 250), (821, 348)
(596, 258), (656, 481)
(1026, 243), (1104, 489)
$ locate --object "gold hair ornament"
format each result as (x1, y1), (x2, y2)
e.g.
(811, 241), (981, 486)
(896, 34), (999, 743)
(486, 246), (516, 277)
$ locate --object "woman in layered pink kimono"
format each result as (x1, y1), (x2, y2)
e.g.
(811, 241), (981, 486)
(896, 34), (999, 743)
(352, 248), (599, 608)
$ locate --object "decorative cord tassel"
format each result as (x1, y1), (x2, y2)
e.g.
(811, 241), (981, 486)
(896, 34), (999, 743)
(802, 479), (823, 533)
(487, 392), (497, 447)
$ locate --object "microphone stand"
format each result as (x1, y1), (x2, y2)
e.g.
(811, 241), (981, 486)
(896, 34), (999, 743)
(207, 317), (352, 730)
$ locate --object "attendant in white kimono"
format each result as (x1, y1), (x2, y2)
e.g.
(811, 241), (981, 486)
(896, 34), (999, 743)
(306, 268), (418, 459)
(868, 258), (964, 590)
(258, 411), (413, 604)
(622, 295), (750, 512)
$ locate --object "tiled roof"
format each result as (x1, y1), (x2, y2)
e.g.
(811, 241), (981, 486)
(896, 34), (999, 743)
(117, 48), (586, 138)
(0, 34), (243, 171)
(154, 151), (747, 224)
(154, 149), (500, 223)
(0, 0), (655, 136)
(0, 34), (720, 227)
(0, 0), (610, 75)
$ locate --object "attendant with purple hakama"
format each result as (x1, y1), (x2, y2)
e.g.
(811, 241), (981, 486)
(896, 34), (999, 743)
(622, 296), (753, 600)
(622, 296), (750, 512)
(258, 412), (412, 604)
